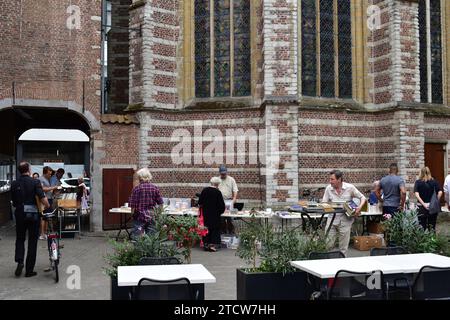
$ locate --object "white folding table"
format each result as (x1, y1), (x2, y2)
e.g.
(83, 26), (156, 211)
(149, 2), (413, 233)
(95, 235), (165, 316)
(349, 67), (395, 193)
(117, 264), (216, 300)
(291, 253), (450, 279)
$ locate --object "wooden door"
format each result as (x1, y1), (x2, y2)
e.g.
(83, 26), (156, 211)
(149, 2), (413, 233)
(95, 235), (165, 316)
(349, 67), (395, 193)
(102, 168), (134, 230)
(425, 143), (446, 203)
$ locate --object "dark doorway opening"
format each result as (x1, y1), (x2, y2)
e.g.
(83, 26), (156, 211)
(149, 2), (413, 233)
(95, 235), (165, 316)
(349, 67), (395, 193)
(102, 168), (134, 230)
(425, 142), (446, 204)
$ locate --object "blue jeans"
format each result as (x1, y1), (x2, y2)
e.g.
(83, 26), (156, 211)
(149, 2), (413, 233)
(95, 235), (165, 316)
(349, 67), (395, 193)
(383, 206), (400, 216)
(132, 219), (156, 240)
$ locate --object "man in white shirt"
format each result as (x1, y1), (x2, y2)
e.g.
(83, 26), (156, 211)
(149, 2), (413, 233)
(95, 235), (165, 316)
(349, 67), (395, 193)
(322, 170), (367, 256)
(217, 165), (238, 203)
(444, 174), (450, 211)
(217, 165), (238, 234)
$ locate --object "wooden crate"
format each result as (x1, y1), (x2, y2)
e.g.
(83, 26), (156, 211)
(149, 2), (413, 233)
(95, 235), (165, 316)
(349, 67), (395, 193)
(367, 221), (385, 234)
(353, 236), (383, 251)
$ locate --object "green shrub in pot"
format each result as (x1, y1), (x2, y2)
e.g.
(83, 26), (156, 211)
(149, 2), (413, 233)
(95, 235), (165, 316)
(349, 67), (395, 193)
(236, 218), (328, 275)
(383, 210), (450, 256)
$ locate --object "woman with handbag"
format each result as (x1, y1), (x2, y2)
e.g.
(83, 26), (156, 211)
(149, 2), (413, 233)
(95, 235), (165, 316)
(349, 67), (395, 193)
(198, 177), (225, 252)
(414, 166), (443, 231)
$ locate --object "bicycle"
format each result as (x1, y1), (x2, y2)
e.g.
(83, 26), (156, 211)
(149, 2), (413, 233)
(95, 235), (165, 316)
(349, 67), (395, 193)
(41, 208), (61, 283)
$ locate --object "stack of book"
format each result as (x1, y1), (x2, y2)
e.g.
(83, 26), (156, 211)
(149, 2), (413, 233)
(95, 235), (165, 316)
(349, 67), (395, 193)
(343, 201), (359, 217)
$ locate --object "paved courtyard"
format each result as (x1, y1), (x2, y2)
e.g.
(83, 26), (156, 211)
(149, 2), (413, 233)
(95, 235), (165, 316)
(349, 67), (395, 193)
(0, 219), (375, 300)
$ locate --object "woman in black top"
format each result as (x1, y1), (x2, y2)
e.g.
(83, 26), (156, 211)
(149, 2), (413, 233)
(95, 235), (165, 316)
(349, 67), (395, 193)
(198, 177), (225, 252)
(414, 166), (443, 230)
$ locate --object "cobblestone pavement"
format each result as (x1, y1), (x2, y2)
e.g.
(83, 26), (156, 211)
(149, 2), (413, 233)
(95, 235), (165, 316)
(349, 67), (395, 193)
(0, 221), (371, 300)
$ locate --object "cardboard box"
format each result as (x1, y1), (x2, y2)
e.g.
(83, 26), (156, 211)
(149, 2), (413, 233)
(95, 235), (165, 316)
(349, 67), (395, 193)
(353, 236), (383, 251)
(367, 221), (385, 234)
(58, 199), (79, 209)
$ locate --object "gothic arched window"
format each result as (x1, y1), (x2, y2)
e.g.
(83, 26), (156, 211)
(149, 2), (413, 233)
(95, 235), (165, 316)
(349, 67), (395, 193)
(195, 0), (251, 98)
(301, 0), (352, 99)
(419, 0), (443, 104)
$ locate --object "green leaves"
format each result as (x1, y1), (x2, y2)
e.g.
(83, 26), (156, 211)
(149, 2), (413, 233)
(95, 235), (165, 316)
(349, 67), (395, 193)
(236, 219), (329, 274)
(383, 210), (449, 255)
(166, 215), (208, 263)
(103, 207), (182, 277)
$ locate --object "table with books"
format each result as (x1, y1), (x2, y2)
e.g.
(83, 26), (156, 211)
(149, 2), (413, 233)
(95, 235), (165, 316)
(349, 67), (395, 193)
(163, 207), (199, 217)
(222, 209), (274, 227)
(278, 201), (345, 233)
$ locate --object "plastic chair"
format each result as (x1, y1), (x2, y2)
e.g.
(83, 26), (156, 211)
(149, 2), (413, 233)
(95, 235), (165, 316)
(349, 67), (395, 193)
(369, 246), (410, 299)
(308, 251), (345, 260)
(411, 266), (450, 300)
(328, 270), (385, 300)
(370, 246), (407, 256)
(138, 257), (181, 265)
(135, 277), (195, 300)
(307, 251), (345, 300)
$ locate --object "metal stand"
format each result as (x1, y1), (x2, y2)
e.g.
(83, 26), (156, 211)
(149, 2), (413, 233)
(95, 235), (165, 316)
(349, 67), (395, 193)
(58, 207), (81, 238)
(116, 211), (132, 241)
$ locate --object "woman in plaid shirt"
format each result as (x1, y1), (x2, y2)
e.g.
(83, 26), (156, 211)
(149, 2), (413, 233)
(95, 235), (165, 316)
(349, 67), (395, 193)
(129, 168), (163, 239)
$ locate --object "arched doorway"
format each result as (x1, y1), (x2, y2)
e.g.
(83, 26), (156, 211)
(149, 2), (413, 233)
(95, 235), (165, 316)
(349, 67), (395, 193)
(0, 106), (97, 227)
(18, 128), (90, 181)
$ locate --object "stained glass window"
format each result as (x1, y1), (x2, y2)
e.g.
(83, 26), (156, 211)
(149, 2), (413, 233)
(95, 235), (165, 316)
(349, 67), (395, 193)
(430, 0), (443, 104)
(337, 0), (352, 99)
(195, 0), (211, 98)
(418, 0), (428, 103)
(301, 0), (352, 99)
(419, 0), (443, 104)
(320, 0), (335, 97)
(214, 0), (231, 97)
(301, 0), (317, 97)
(195, 0), (251, 98)
(233, 0), (251, 96)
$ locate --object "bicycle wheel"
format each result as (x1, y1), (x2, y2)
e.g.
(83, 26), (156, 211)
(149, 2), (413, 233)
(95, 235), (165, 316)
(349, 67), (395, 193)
(54, 259), (59, 283)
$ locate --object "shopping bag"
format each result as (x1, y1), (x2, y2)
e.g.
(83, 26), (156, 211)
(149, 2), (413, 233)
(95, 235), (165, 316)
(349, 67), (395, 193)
(429, 190), (441, 215)
(197, 207), (208, 248)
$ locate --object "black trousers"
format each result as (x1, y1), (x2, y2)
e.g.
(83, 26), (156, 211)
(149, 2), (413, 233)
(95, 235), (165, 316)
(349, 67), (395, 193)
(15, 211), (40, 273)
(417, 206), (438, 231)
(203, 226), (221, 246)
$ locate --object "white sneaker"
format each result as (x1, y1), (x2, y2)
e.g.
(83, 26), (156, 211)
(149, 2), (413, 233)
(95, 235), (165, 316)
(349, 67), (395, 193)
(39, 235), (45, 240)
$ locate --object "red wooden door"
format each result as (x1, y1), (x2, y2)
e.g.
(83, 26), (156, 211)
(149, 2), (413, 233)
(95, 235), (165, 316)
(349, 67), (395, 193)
(425, 143), (446, 204)
(102, 168), (134, 230)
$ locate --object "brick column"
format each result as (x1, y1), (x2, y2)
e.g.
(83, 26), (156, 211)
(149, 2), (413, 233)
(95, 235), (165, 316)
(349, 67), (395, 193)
(392, 110), (425, 189)
(263, 0), (298, 99)
(264, 105), (299, 206)
(367, 0), (420, 108)
(129, 1), (145, 106)
(130, 0), (181, 109)
(137, 111), (152, 168)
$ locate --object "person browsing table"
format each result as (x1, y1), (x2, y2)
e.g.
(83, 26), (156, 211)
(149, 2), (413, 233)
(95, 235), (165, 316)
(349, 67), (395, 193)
(217, 165), (238, 234)
(128, 168), (163, 239)
(322, 170), (367, 256)
(198, 177), (225, 252)
(376, 163), (406, 216)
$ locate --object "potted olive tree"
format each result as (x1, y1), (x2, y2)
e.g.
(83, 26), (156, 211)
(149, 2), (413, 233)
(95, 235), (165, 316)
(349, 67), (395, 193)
(383, 210), (450, 255)
(104, 208), (181, 300)
(236, 219), (328, 300)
